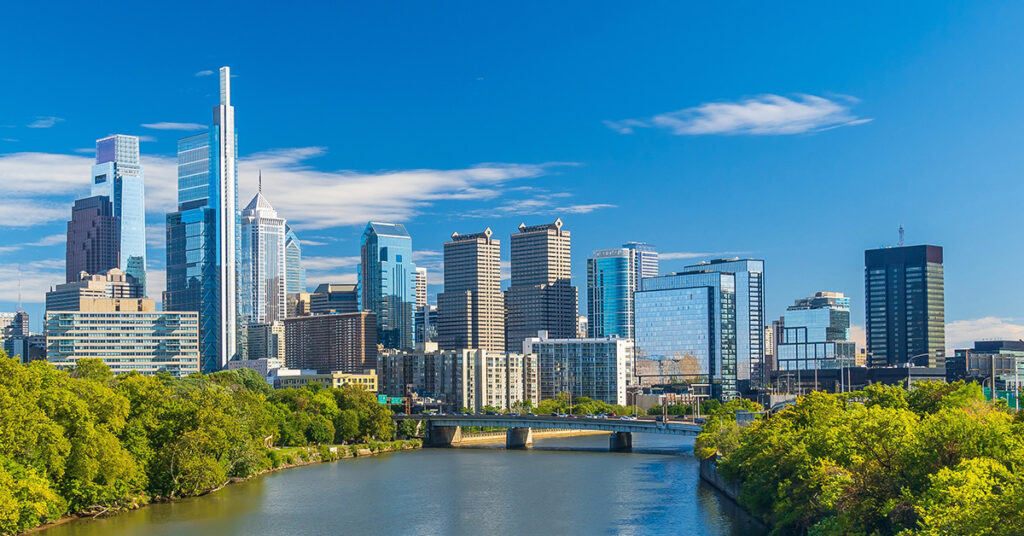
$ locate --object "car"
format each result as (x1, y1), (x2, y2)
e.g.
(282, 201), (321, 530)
(556, 413), (568, 418)
(694, 417), (707, 424)
(607, 412), (617, 417)
(486, 411), (500, 416)
(526, 412), (536, 416)
(584, 414), (596, 419)
(655, 416), (665, 422)
(550, 412), (559, 417)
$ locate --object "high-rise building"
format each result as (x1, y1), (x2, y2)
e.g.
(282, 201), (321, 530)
(91, 134), (147, 293)
(284, 311), (377, 373)
(359, 222), (416, 349)
(45, 297), (200, 378)
(415, 304), (438, 344)
(776, 291), (855, 372)
(284, 225), (306, 295)
(46, 268), (143, 312)
(587, 243), (659, 339)
(0, 312), (29, 339)
(523, 332), (634, 406)
(309, 283), (359, 315)
(414, 266), (427, 310)
(246, 321), (285, 360)
(864, 245), (945, 368)
(634, 272), (738, 399)
(164, 66), (239, 372)
(437, 228), (504, 352)
(66, 196), (120, 283)
(682, 259), (765, 391)
(623, 241), (659, 280)
(504, 219), (578, 353)
(240, 190), (287, 326)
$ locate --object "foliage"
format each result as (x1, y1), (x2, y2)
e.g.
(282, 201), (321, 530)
(698, 382), (1023, 536)
(534, 392), (639, 416)
(0, 354), (398, 534)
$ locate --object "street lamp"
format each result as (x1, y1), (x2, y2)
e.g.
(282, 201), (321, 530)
(903, 353), (933, 390)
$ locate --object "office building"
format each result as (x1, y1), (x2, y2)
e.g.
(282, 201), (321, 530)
(309, 283), (359, 315)
(66, 196), (120, 283)
(164, 66), (239, 372)
(623, 241), (659, 280)
(587, 243), (659, 339)
(246, 321), (285, 360)
(438, 228), (504, 352)
(634, 272), (738, 399)
(504, 219), (578, 353)
(46, 268), (143, 312)
(415, 304), (438, 345)
(284, 311), (377, 373)
(682, 259), (765, 391)
(523, 332), (634, 406)
(378, 342), (538, 412)
(0, 311), (29, 339)
(776, 292), (856, 372)
(4, 334), (45, 364)
(414, 267), (427, 310)
(287, 291), (312, 318)
(359, 222), (416, 349)
(576, 315), (588, 338)
(864, 245), (945, 368)
(948, 341), (1024, 390)
(277, 370), (378, 391)
(228, 356), (285, 378)
(45, 297), (200, 377)
(240, 189), (287, 326)
(91, 134), (147, 293)
(284, 225), (306, 295)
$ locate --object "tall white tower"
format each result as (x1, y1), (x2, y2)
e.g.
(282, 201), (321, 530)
(215, 66), (238, 365)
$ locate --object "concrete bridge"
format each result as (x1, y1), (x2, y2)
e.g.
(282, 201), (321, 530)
(395, 414), (702, 451)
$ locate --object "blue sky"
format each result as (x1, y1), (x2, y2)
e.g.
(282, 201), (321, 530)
(2, 1), (1023, 348)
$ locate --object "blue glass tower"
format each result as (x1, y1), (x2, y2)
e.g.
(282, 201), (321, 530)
(587, 249), (635, 338)
(285, 225), (306, 295)
(164, 66), (239, 372)
(359, 222), (416, 349)
(91, 134), (147, 294)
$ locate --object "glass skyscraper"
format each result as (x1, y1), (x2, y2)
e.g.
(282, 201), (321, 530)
(240, 190), (287, 326)
(682, 259), (764, 391)
(65, 196), (120, 282)
(777, 291), (855, 371)
(284, 225), (306, 295)
(587, 242), (658, 339)
(91, 134), (147, 294)
(164, 66), (239, 372)
(359, 222), (417, 349)
(864, 245), (945, 368)
(634, 272), (738, 399)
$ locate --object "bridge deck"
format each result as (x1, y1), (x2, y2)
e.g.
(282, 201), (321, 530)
(395, 415), (702, 436)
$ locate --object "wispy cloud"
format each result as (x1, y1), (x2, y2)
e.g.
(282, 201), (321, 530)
(946, 317), (1024, 351)
(605, 94), (871, 136)
(463, 196), (615, 219)
(659, 251), (748, 260)
(27, 116), (64, 129)
(195, 70), (214, 77)
(0, 260), (65, 303)
(301, 256), (361, 271)
(140, 122), (206, 131)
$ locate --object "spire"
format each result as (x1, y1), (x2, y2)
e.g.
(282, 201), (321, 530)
(219, 66), (230, 106)
(258, 169), (262, 193)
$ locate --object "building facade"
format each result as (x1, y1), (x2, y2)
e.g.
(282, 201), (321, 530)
(309, 284), (359, 315)
(864, 245), (945, 368)
(66, 196), (120, 283)
(46, 268), (143, 312)
(246, 321), (285, 360)
(284, 225), (306, 295)
(90, 134), (147, 293)
(523, 332), (634, 406)
(359, 222), (416, 349)
(634, 272), (738, 399)
(682, 259), (765, 391)
(438, 228), (504, 352)
(504, 219), (578, 353)
(284, 312), (377, 373)
(240, 191), (287, 326)
(277, 370), (378, 391)
(415, 305), (438, 345)
(164, 66), (239, 372)
(587, 248), (636, 339)
(776, 291), (856, 372)
(45, 298), (200, 377)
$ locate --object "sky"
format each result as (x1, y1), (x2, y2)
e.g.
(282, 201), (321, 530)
(2, 1), (1023, 350)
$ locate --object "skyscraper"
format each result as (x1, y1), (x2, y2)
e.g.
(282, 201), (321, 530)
(414, 267), (427, 311)
(240, 189), (287, 326)
(864, 245), (945, 368)
(437, 228), (504, 351)
(587, 248), (636, 338)
(91, 134), (147, 294)
(504, 219), (578, 353)
(682, 259), (765, 391)
(284, 225), (306, 295)
(164, 66), (239, 372)
(634, 271), (738, 399)
(309, 283), (359, 315)
(623, 241), (659, 280)
(776, 291), (856, 371)
(66, 196), (120, 283)
(359, 222), (417, 349)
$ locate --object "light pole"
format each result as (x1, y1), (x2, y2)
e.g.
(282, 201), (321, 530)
(903, 353), (932, 390)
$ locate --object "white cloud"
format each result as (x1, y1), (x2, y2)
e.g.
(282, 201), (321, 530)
(304, 272), (358, 287)
(849, 325), (866, 349)
(140, 122), (206, 131)
(0, 260), (65, 303)
(136, 135), (157, 143)
(145, 268), (166, 307)
(659, 251), (748, 260)
(301, 256), (361, 271)
(946, 317), (1024, 351)
(462, 196), (615, 219)
(27, 116), (64, 129)
(606, 94), (871, 136)
(0, 200), (67, 228)
(195, 70), (214, 77)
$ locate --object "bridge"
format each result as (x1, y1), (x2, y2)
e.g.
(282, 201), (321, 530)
(394, 414), (703, 451)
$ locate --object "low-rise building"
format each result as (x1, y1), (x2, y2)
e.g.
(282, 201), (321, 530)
(45, 268), (142, 312)
(277, 370), (378, 391)
(949, 340), (1024, 390)
(45, 297), (200, 377)
(228, 357), (286, 377)
(522, 331), (634, 406)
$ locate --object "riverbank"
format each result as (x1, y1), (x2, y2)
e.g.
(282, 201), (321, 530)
(27, 439), (422, 535)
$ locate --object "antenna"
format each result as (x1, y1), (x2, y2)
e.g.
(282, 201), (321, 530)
(258, 169), (262, 193)
(898, 225), (905, 247)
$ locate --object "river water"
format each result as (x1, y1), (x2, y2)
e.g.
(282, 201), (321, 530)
(41, 433), (764, 536)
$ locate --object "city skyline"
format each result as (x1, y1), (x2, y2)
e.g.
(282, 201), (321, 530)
(3, 3), (1024, 352)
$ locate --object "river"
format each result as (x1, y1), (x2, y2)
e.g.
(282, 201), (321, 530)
(40, 433), (764, 535)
